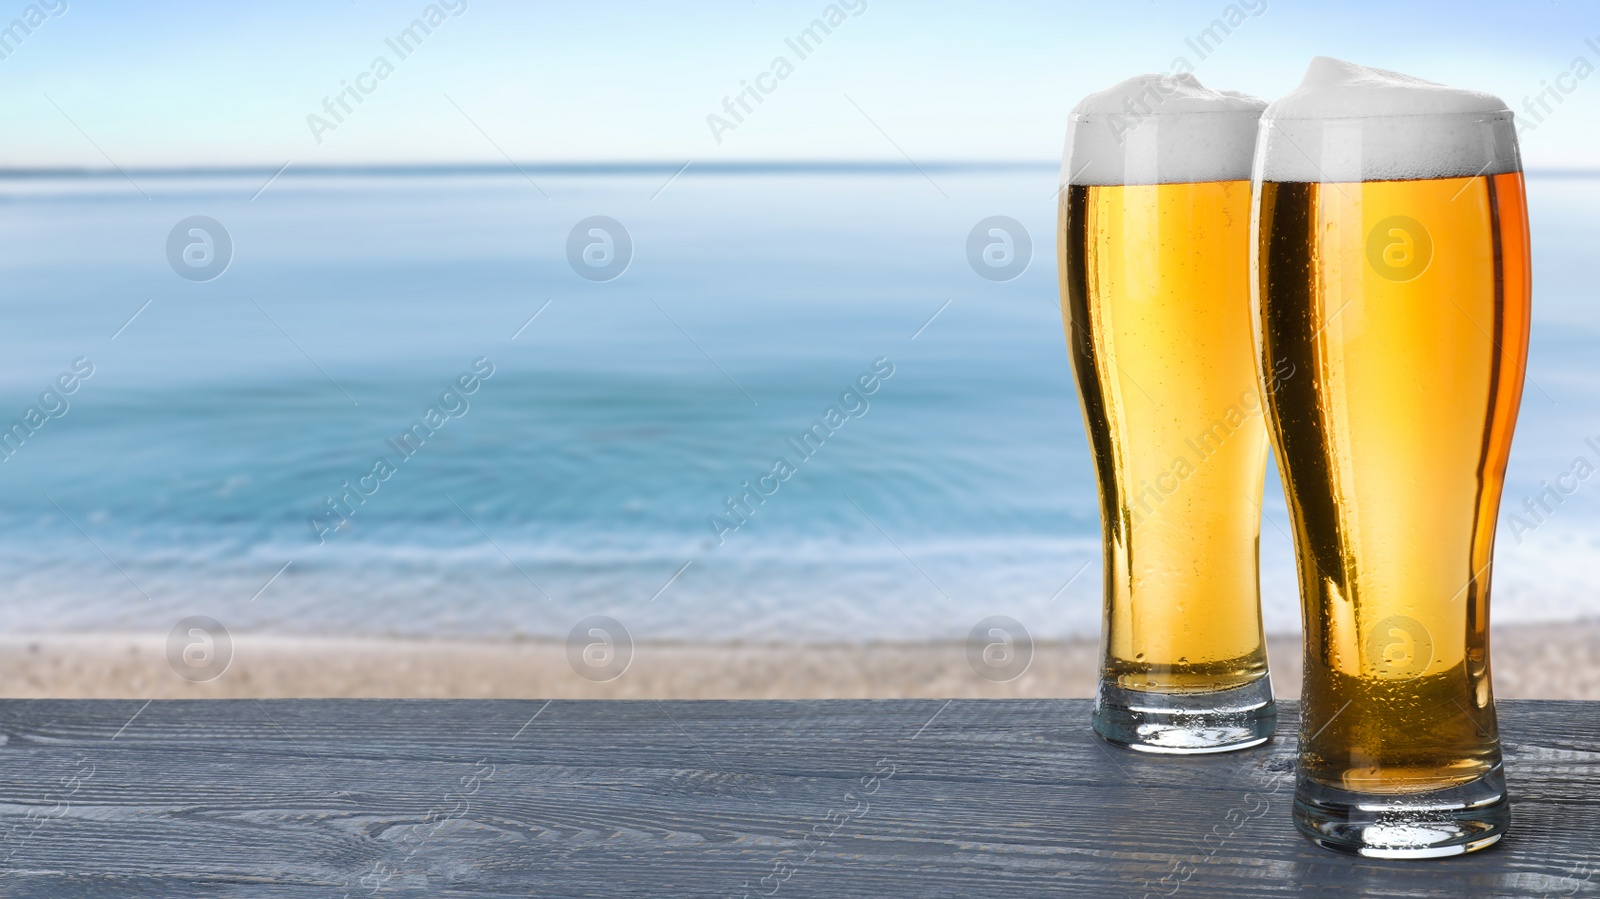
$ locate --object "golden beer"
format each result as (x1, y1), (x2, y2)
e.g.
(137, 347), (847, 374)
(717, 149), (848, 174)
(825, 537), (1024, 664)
(1256, 172), (1530, 791)
(1252, 56), (1528, 857)
(1059, 180), (1272, 694)
(1056, 76), (1275, 753)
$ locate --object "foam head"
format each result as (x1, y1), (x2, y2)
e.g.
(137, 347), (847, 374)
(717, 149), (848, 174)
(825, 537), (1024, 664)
(1257, 57), (1520, 182)
(1062, 73), (1265, 187)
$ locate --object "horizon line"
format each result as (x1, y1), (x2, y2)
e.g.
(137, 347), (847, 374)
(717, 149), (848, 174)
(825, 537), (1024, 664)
(0, 161), (1595, 179)
(0, 160), (1057, 179)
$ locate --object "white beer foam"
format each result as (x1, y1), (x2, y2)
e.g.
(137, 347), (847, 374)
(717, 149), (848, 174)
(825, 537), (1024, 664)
(1258, 57), (1520, 182)
(1063, 74), (1265, 186)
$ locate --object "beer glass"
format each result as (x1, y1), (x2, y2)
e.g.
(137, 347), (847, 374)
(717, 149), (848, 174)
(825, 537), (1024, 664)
(1058, 86), (1277, 753)
(1253, 99), (1528, 854)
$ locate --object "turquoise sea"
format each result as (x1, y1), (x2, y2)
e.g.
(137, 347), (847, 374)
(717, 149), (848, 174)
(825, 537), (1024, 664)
(0, 164), (1595, 643)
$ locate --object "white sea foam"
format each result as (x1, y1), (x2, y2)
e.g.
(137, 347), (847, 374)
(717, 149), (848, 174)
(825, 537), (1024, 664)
(1063, 74), (1265, 186)
(1257, 57), (1520, 182)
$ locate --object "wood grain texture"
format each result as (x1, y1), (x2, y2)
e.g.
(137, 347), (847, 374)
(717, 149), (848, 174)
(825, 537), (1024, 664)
(0, 699), (1594, 897)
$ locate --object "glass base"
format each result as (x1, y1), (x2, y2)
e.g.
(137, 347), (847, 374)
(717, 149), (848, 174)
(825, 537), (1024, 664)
(1293, 764), (1508, 858)
(1092, 675), (1276, 754)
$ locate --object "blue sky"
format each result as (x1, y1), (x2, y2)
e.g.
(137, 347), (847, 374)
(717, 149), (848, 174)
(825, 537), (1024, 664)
(0, 0), (1596, 168)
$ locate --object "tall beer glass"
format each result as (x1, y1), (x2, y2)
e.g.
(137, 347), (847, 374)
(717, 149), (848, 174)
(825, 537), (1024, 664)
(1058, 75), (1276, 753)
(1252, 58), (1529, 856)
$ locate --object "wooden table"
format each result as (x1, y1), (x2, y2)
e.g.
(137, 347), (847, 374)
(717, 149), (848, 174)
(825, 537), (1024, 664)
(0, 698), (1593, 896)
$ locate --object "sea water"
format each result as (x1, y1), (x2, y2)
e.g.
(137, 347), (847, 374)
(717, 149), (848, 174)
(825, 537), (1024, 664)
(0, 165), (1591, 643)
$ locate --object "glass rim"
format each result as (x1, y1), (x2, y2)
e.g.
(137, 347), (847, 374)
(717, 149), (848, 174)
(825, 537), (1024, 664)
(1068, 108), (1265, 124)
(1251, 167), (1525, 183)
(1260, 108), (1515, 124)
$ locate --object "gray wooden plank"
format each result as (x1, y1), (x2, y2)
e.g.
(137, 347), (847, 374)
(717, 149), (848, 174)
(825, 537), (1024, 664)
(0, 699), (1593, 897)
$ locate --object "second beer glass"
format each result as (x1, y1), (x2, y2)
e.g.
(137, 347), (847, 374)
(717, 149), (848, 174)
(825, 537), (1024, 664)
(1252, 58), (1529, 856)
(1058, 75), (1277, 753)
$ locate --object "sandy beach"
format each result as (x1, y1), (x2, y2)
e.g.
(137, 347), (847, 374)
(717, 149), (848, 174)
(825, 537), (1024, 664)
(1, 619), (1596, 700)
